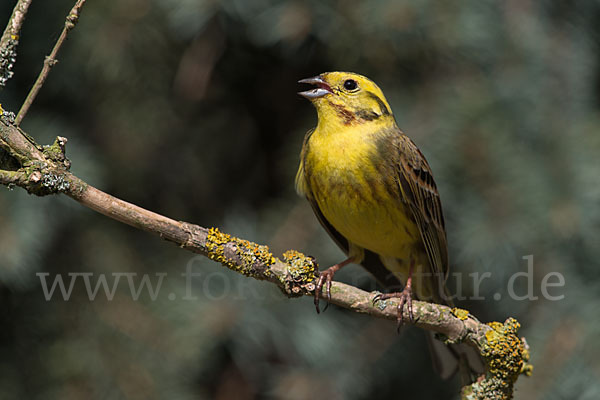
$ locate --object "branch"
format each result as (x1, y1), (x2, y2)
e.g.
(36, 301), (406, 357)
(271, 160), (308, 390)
(0, 0), (33, 87)
(0, 117), (532, 399)
(15, 0), (87, 125)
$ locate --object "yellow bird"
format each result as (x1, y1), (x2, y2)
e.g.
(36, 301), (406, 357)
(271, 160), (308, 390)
(296, 71), (483, 378)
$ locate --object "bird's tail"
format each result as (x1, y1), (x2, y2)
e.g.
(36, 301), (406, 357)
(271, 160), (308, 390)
(425, 285), (486, 380)
(364, 254), (486, 379)
(426, 331), (486, 380)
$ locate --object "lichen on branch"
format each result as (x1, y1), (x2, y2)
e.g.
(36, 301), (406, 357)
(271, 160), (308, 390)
(0, 117), (532, 399)
(0, 0), (33, 87)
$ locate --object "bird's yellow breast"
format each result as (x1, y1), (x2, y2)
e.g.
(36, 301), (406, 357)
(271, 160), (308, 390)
(303, 123), (420, 259)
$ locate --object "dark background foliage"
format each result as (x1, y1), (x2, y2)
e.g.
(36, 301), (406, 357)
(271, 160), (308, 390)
(1, 1), (599, 399)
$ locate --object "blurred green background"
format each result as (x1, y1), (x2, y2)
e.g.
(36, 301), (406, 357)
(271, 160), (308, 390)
(1, 1), (599, 399)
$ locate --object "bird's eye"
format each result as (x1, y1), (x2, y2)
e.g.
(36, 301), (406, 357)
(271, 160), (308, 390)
(343, 79), (358, 91)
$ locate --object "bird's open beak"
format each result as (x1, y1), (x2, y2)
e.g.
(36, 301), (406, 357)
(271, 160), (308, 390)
(298, 76), (333, 99)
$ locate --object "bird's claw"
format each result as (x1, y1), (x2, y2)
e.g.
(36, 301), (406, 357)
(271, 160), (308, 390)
(395, 288), (414, 332)
(372, 287), (414, 332)
(372, 292), (383, 306)
(314, 268), (336, 313)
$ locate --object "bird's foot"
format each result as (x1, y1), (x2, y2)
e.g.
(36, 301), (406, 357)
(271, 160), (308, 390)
(373, 285), (414, 332)
(314, 266), (337, 313)
(314, 257), (354, 313)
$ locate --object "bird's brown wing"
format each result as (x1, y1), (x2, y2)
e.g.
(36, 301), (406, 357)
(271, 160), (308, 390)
(392, 131), (450, 302)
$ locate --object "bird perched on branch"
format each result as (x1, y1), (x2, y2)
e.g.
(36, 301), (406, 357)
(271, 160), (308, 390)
(295, 71), (483, 379)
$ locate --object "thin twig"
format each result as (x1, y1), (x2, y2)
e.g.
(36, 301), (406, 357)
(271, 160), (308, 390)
(15, 0), (87, 125)
(0, 0), (33, 87)
(0, 118), (532, 399)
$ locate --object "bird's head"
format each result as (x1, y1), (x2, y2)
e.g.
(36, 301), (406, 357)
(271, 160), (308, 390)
(298, 72), (394, 126)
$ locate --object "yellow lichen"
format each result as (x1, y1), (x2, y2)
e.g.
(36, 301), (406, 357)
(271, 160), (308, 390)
(451, 307), (470, 321)
(281, 250), (318, 296)
(205, 227), (275, 279)
(519, 338), (533, 377)
(283, 250), (317, 283)
(471, 317), (532, 399)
